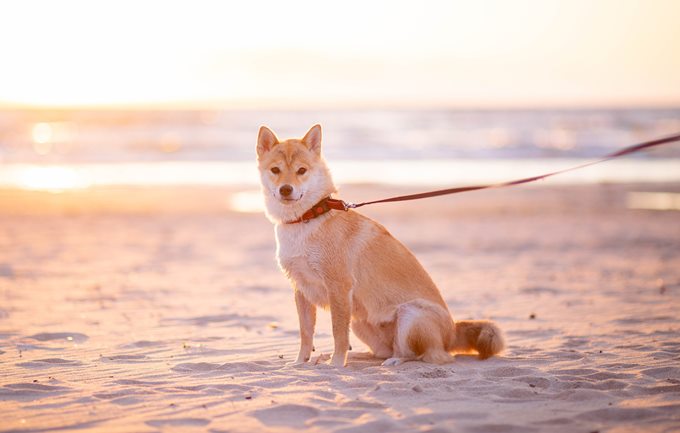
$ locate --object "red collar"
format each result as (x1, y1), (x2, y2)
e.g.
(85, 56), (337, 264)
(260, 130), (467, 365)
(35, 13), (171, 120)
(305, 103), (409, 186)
(285, 196), (349, 224)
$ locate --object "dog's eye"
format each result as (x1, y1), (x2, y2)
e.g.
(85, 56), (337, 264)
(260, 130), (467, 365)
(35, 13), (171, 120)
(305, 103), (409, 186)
(270, 167), (280, 174)
(297, 167), (307, 175)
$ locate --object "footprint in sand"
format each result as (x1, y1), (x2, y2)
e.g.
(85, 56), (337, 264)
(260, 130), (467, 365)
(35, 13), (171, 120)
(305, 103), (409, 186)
(172, 361), (276, 375)
(120, 340), (165, 349)
(0, 382), (71, 401)
(28, 332), (89, 344)
(486, 366), (537, 378)
(332, 419), (399, 433)
(415, 367), (452, 379)
(519, 286), (561, 295)
(641, 366), (680, 379)
(166, 312), (276, 327)
(251, 404), (320, 427)
(171, 362), (222, 373)
(579, 407), (659, 422)
(553, 388), (613, 401)
(16, 358), (83, 369)
(115, 379), (169, 387)
(100, 354), (149, 363)
(513, 376), (551, 389)
(465, 423), (537, 433)
(145, 418), (211, 428)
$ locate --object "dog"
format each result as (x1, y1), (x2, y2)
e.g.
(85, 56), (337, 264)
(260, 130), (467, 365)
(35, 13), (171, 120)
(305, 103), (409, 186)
(256, 124), (504, 367)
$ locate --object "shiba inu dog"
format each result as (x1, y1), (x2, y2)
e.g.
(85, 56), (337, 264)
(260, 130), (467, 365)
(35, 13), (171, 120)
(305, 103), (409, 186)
(257, 124), (504, 367)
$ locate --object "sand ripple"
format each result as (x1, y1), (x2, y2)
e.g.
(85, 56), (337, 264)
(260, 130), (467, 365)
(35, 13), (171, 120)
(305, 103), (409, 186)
(1, 184), (679, 432)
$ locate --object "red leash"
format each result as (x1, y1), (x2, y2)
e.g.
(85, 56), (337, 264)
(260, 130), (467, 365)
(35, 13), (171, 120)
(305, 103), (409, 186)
(344, 132), (680, 209)
(286, 132), (680, 224)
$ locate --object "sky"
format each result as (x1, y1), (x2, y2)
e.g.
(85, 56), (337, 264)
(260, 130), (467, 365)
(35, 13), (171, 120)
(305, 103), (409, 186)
(0, 0), (679, 108)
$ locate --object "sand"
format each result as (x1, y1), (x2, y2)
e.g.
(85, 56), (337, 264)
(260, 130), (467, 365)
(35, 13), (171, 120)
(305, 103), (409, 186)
(1, 183), (679, 433)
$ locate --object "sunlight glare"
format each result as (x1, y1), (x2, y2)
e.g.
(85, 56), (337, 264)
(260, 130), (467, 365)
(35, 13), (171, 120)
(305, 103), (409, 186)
(18, 166), (91, 192)
(228, 190), (264, 213)
(627, 192), (680, 211)
(32, 123), (53, 155)
(31, 122), (76, 155)
(32, 122), (53, 144)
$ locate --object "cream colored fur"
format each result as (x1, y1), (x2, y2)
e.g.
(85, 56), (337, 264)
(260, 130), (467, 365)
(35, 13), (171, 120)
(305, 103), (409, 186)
(257, 124), (505, 367)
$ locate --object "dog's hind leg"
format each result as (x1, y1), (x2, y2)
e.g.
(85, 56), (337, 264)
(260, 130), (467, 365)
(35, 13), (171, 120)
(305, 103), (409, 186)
(383, 300), (455, 366)
(351, 319), (394, 359)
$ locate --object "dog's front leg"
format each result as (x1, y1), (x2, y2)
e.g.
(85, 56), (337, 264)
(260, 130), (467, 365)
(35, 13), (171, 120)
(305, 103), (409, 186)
(293, 289), (316, 364)
(328, 284), (351, 367)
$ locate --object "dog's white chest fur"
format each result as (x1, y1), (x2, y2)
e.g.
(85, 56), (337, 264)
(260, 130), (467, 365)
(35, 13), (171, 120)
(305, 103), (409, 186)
(275, 223), (329, 307)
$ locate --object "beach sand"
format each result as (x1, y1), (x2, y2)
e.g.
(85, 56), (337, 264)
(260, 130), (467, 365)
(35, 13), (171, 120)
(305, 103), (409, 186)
(1, 183), (679, 433)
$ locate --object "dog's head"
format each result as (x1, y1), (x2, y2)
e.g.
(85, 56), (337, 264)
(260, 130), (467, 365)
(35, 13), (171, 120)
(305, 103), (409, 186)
(256, 124), (336, 223)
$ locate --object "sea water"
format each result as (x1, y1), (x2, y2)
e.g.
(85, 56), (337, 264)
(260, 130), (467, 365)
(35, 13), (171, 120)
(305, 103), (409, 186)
(0, 108), (679, 189)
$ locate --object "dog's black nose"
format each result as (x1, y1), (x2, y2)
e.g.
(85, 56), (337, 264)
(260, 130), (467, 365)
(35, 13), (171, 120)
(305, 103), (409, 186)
(279, 184), (293, 197)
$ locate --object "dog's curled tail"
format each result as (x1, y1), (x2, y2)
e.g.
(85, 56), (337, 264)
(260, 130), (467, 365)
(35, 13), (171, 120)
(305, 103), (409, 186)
(450, 320), (505, 359)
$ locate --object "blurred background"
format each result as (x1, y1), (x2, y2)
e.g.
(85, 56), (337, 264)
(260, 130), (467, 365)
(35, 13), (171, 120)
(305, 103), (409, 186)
(0, 0), (679, 196)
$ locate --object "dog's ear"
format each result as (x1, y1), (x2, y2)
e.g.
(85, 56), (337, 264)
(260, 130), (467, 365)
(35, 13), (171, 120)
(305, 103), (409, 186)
(257, 126), (279, 158)
(302, 124), (322, 155)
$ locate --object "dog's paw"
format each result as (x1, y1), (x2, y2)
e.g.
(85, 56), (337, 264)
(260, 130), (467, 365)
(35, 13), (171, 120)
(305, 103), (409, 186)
(381, 357), (406, 367)
(287, 351), (312, 366)
(328, 355), (346, 368)
(312, 353), (331, 366)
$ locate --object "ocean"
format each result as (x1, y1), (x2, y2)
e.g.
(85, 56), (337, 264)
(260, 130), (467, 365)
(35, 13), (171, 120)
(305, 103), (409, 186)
(0, 108), (679, 189)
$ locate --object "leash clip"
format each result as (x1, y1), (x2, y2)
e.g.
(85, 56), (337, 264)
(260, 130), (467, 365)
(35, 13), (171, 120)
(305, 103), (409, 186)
(343, 201), (357, 210)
